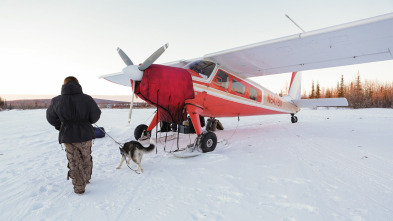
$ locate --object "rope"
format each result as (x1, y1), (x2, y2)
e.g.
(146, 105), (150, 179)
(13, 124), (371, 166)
(164, 132), (168, 152)
(143, 111), (156, 125)
(119, 150), (141, 174)
(176, 126), (180, 151)
(156, 90), (159, 154)
(224, 114), (240, 142)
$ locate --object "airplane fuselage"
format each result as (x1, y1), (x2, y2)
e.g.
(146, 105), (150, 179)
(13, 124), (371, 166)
(183, 60), (300, 119)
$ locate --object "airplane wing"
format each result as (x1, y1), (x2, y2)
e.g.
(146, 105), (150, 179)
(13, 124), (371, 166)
(203, 13), (393, 78)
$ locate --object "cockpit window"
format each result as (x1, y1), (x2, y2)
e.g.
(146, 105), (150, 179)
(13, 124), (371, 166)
(184, 60), (216, 79)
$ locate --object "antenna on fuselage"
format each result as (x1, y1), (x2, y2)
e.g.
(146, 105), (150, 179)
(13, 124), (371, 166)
(285, 14), (306, 33)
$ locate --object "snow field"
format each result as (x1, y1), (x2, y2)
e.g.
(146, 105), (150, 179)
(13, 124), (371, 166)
(1, 108), (393, 220)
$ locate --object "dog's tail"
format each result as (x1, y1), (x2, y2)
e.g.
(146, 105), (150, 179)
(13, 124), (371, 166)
(141, 138), (156, 153)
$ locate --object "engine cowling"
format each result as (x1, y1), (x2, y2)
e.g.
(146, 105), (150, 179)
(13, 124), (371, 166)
(135, 64), (195, 124)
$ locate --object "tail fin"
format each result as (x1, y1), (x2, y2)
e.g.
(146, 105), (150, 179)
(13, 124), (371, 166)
(284, 72), (348, 108)
(284, 72), (302, 100)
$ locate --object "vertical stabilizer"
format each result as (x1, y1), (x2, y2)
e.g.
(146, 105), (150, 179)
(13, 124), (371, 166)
(286, 71), (349, 108)
(286, 72), (302, 100)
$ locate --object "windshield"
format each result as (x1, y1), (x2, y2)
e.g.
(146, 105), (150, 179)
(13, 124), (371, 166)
(184, 60), (216, 79)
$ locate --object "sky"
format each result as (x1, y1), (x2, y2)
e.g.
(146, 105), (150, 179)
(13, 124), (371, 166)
(1, 0), (392, 100)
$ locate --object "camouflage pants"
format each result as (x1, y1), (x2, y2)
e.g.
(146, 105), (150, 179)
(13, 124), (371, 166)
(65, 140), (92, 193)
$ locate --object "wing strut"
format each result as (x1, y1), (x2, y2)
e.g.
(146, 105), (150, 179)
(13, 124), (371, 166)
(285, 14), (305, 33)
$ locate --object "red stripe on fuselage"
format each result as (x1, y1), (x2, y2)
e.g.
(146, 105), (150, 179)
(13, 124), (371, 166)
(187, 93), (287, 118)
(191, 79), (210, 87)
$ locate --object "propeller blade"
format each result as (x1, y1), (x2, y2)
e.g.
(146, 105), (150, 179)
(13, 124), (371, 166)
(117, 48), (134, 66)
(138, 43), (169, 71)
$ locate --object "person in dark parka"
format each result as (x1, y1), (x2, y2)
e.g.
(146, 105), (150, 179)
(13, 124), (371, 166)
(47, 76), (101, 194)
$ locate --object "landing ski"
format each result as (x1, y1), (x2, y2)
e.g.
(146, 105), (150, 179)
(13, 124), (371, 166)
(170, 139), (228, 158)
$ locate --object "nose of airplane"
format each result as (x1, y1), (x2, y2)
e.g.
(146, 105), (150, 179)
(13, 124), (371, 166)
(116, 43), (169, 82)
(122, 65), (144, 81)
(137, 64), (195, 124)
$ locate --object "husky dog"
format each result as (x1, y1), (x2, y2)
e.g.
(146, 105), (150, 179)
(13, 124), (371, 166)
(116, 138), (156, 173)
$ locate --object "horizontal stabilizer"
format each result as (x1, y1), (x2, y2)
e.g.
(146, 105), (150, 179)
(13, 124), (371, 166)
(293, 98), (348, 108)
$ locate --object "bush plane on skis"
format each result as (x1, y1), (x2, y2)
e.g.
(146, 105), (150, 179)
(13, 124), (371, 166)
(101, 13), (393, 154)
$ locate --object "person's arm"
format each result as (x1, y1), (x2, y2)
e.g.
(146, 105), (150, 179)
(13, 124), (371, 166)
(46, 100), (61, 130)
(89, 98), (101, 124)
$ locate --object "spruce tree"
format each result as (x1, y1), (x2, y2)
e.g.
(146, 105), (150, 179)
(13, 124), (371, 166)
(325, 88), (332, 98)
(309, 81), (315, 98)
(353, 72), (363, 108)
(355, 72), (362, 95)
(316, 82), (321, 98)
(338, 75), (345, 97)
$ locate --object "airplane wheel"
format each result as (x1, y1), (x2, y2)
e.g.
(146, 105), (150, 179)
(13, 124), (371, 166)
(291, 116), (298, 123)
(199, 131), (217, 153)
(134, 124), (149, 140)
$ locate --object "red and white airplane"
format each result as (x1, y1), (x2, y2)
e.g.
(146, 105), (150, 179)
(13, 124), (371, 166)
(102, 13), (393, 153)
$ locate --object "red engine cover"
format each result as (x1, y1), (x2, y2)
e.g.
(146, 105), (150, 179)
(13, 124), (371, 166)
(136, 64), (195, 123)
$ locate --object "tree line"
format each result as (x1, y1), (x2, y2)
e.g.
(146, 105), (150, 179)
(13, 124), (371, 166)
(0, 96), (7, 109)
(306, 73), (393, 108)
(0, 96), (153, 110)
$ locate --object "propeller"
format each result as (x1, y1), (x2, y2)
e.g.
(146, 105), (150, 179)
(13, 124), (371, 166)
(116, 43), (169, 123)
(117, 48), (133, 66)
(138, 43), (168, 71)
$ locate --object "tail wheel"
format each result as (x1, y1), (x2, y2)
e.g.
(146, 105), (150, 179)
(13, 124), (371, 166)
(199, 131), (217, 153)
(291, 116), (298, 123)
(134, 124), (149, 140)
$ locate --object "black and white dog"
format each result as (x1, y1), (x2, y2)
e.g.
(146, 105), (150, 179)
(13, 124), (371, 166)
(116, 138), (156, 173)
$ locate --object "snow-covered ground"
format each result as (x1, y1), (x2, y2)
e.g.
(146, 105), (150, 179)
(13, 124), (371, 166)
(1, 108), (393, 221)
